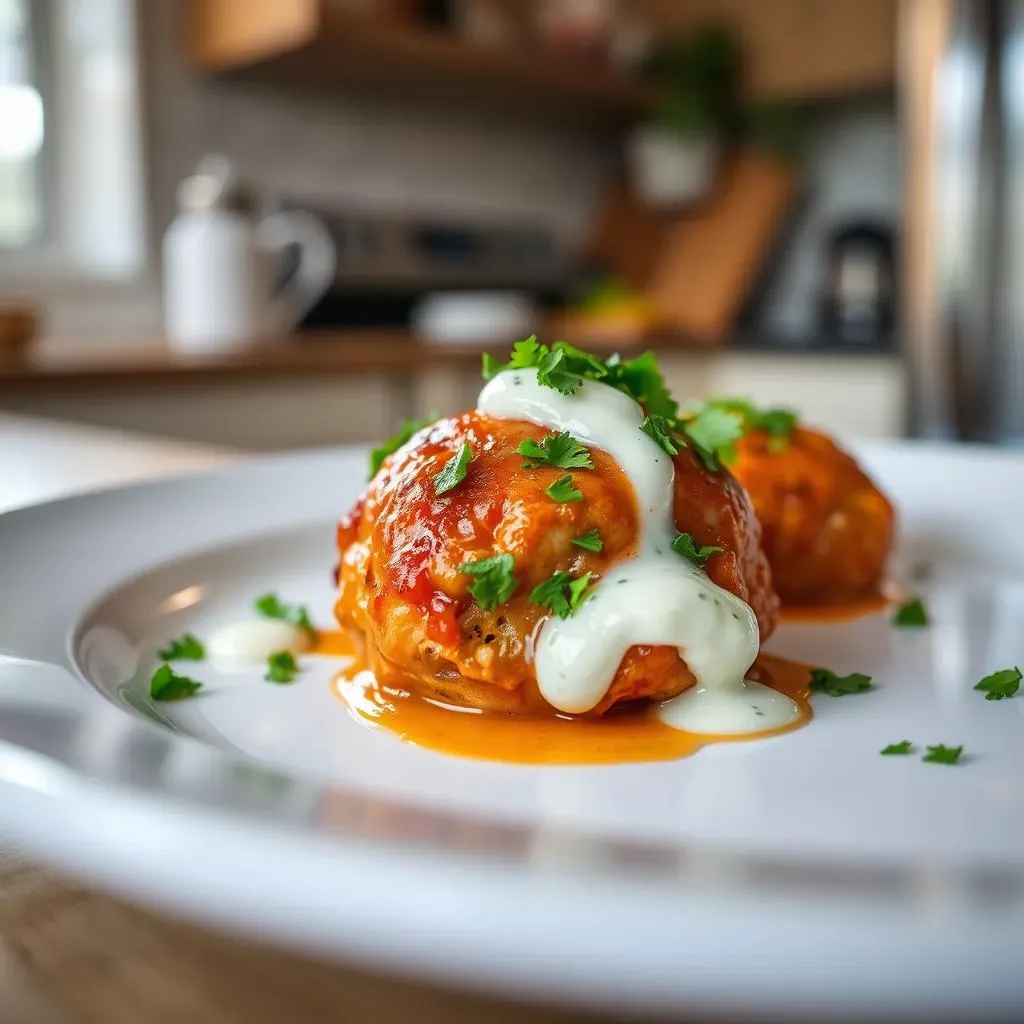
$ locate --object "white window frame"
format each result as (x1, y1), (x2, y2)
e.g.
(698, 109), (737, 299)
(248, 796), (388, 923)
(0, 0), (149, 295)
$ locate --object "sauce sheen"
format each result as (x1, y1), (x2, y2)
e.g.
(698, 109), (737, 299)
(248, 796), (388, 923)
(477, 368), (797, 733)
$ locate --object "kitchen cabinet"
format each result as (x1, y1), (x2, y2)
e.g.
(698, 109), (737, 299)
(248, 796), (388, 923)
(641, 0), (896, 98)
(186, 0), (652, 121)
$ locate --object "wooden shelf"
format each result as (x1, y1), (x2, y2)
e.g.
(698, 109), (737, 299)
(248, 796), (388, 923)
(187, 0), (654, 121)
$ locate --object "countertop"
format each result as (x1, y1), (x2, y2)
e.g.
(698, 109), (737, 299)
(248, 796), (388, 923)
(0, 330), (897, 393)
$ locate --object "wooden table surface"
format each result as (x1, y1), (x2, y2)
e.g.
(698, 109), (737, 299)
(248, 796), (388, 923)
(0, 415), (634, 1024)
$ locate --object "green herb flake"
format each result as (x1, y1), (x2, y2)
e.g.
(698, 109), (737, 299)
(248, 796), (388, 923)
(254, 593), (316, 639)
(150, 663), (202, 702)
(640, 414), (680, 456)
(535, 346), (584, 396)
(157, 633), (205, 662)
(529, 570), (595, 619)
(604, 351), (678, 420)
(880, 740), (914, 756)
(683, 407), (745, 470)
(671, 532), (723, 567)
(265, 650), (299, 684)
(458, 554), (518, 611)
(974, 666), (1022, 701)
(808, 667), (873, 697)
(571, 528), (603, 553)
(433, 442), (473, 495)
(922, 744), (964, 765)
(893, 596), (929, 628)
(482, 353), (503, 380)
(508, 335), (544, 369)
(518, 431), (593, 471)
(368, 417), (433, 478)
(545, 474), (584, 503)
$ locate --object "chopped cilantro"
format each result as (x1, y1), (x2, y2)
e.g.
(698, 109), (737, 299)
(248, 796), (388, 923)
(529, 570), (595, 619)
(254, 593), (316, 639)
(922, 744), (964, 765)
(893, 597), (929, 628)
(150, 663), (202, 702)
(671, 532), (723, 566)
(518, 431), (593, 470)
(265, 650), (299, 684)
(458, 554), (518, 611)
(368, 417), (432, 478)
(482, 353), (503, 380)
(808, 667), (873, 697)
(880, 740), (914, 756)
(545, 474), (584, 503)
(509, 335), (544, 369)
(433, 442), (473, 495)
(686, 398), (798, 451)
(683, 406), (745, 470)
(640, 414), (680, 456)
(974, 666), (1022, 701)
(535, 346), (584, 395)
(604, 351), (678, 420)
(157, 633), (205, 662)
(571, 528), (603, 552)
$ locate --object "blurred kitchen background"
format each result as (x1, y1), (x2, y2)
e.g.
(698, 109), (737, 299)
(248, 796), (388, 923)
(0, 0), (998, 450)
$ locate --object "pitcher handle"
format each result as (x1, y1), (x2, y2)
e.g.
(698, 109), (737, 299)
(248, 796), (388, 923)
(258, 210), (336, 334)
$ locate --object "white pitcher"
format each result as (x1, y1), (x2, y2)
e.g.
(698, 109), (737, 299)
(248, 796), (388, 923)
(163, 156), (335, 354)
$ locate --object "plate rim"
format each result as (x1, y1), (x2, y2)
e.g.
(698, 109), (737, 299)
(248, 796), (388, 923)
(3, 439), (1024, 1016)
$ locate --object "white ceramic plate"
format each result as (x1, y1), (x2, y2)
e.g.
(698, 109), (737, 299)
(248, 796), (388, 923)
(2, 442), (1024, 1021)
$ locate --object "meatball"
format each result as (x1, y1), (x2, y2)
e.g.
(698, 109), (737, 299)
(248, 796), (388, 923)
(730, 426), (894, 606)
(336, 412), (778, 716)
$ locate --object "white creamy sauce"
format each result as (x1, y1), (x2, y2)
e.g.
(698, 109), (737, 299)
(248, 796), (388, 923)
(477, 368), (799, 734)
(207, 620), (309, 671)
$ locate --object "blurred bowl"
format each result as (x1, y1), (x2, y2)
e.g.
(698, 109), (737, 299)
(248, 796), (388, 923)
(0, 306), (39, 362)
(413, 292), (538, 347)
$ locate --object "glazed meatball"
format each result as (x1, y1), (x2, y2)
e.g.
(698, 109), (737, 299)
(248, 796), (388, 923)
(730, 426), (894, 606)
(336, 412), (777, 716)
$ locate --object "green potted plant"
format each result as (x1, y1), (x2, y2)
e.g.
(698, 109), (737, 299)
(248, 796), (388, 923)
(627, 24), (743, 207)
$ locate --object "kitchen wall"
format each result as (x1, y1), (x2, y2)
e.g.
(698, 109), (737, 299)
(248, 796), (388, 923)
(139, 1), (614, 268)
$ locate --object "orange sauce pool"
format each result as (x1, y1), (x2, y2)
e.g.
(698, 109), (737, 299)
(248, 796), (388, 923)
(779, 587), (895, 624)
(327, 650), (813, 766)
(310, 630), (359, 658)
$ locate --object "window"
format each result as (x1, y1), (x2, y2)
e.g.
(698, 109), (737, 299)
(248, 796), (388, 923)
(0, 0), (45, 248)
(0, 0), (145, 282)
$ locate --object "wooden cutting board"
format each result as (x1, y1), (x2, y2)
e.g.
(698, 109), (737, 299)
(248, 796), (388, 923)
(585, 152), (801, 345)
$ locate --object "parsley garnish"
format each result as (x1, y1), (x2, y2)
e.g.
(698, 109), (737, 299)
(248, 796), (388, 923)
(433, 442), (473, 495)
(922, 744), (964, 765)
(893, 597), (929, 628)
(529, 570), (595, 619)
(604, 351), (678, 420)
(485, 336), (608, 396)
(545, 474), (584, 503)
(481, 352), (503, 380)
(881, 740), (913, 755)
(640, 414), (680, 456)
(265, 650), (299, 684)
(974, 666), (1022, 701)
(683, 406), (745, 470)
(254, 593), (316, 639)
(369, 417), (432, 478)
(150, 663), (202, 701)
(671, 532), (723, 566)
(458, 554), (518, 611)
(518, 431), (593, 470)
(571, 529), (603, 552)
(808, 667), (873, 697)
(157, 633), (205, 661)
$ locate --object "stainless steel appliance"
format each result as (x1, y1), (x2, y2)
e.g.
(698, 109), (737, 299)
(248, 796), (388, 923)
(273, 202), (567, 331)
(904, 0), (1024, 443)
